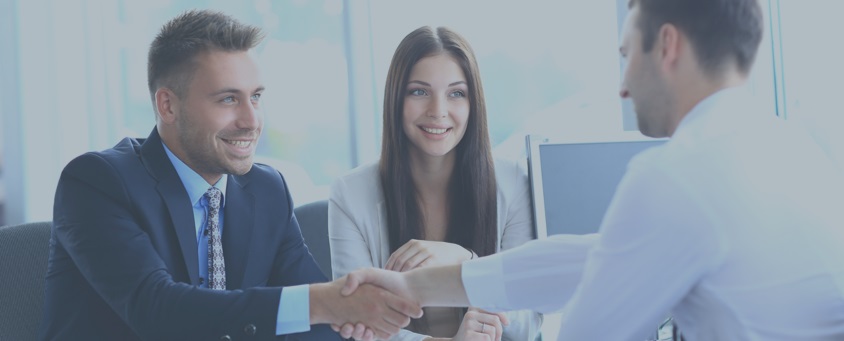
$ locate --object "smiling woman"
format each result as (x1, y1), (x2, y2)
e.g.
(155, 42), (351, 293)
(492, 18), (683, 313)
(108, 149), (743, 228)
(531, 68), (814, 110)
(329, 26), (542, 341)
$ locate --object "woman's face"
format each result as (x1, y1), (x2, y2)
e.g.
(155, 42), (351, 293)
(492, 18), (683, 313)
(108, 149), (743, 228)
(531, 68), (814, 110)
(402, 53), (470, 162)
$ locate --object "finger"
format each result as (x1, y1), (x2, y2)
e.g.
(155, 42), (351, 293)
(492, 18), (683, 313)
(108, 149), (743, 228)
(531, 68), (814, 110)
(497, 312), (510, 326)
(399, 251), (431, 272)
(341, 271), (366, 296)
(469, 311), (503, 341)
(385, 241), (413, 271)
(387, 245), (422, 272)
(335, 323), (353, 338)
(369, 319), (400, 341)
(484, 314), (503, 341)
(352, 323), (367, 340)
(363, 328), (375, 341)
(380, 300), (413, 329)
(330, 324), (340, 332)
(384, 290), (423, 319)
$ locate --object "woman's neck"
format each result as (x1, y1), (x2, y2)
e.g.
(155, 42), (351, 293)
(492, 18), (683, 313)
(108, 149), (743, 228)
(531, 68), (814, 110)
(408, 150), (456, 241)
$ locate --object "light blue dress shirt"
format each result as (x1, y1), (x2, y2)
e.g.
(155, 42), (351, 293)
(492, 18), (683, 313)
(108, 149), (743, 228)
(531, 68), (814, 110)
(163, 142), (310, 335)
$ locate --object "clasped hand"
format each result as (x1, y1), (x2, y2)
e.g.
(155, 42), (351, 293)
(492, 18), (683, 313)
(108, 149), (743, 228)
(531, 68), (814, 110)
(315, 276), (422, 340)
(385, 239), (473, 272)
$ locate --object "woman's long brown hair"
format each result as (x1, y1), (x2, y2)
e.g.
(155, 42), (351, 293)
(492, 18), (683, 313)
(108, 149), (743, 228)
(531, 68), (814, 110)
(379, 26), (497, 259)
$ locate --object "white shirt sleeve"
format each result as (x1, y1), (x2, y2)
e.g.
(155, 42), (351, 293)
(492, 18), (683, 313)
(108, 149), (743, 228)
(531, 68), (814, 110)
(556, 161), (727, 340)
(462, 233), (599, 313)
(275, 284), (310, 334)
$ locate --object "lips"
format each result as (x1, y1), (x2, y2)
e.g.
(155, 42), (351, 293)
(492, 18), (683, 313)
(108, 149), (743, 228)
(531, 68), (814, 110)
(222, 138), (252, 148)
(420, 126), (451, 135)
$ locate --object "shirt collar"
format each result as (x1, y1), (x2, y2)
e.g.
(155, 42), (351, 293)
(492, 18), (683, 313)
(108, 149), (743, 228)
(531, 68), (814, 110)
(672, 85), (760, 140)
(162, 141), (228, 208)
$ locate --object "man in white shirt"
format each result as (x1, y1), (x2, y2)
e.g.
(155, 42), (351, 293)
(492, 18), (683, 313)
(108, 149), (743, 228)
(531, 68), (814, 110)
(336, 0), (844, 340)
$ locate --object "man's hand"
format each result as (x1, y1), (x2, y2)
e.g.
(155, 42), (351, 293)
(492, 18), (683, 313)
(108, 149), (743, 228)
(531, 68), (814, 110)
(333, 268), (417, 340)
(310, 276), (422, 340)
(385, 240), (473, 272)
(341, 268), (417, 303)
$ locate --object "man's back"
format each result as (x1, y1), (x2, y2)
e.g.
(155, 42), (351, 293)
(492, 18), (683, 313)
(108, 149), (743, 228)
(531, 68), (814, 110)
(635, 89), (844, 339)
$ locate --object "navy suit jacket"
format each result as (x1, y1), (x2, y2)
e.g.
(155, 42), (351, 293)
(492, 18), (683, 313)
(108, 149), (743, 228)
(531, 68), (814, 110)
(40, 129), (342, 340)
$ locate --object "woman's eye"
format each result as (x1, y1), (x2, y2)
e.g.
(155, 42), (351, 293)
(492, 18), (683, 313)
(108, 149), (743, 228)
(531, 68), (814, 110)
(450, 90), (466, 98)
(408, 89), (427, 96)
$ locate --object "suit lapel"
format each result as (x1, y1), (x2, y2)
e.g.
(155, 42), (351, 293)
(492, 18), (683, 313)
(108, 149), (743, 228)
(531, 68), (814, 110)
(140, 129), (200, 285)
(222, 175), (255, 289)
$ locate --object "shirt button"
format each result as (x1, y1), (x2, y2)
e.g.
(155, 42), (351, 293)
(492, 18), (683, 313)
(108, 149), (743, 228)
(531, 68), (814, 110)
(244, 323), (257, 336)
(220, 335), (231, 341)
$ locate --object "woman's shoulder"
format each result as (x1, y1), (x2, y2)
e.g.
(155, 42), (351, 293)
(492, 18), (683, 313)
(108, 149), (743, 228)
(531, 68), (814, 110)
(493, 157), (529, 191)
(329, 161), (383, 204)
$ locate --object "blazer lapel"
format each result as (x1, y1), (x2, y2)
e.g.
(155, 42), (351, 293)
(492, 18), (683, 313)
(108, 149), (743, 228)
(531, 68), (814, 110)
(140, 129), (200, 285)
(221, 175), (255, 289)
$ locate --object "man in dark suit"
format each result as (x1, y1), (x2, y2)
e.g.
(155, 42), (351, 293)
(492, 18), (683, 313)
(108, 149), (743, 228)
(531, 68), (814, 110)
(39, 10), (420, 341)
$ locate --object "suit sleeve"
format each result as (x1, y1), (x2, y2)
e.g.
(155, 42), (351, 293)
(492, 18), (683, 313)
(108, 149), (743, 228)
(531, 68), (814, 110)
(269, 171), (343, 340)
(53, 153), (281, 340)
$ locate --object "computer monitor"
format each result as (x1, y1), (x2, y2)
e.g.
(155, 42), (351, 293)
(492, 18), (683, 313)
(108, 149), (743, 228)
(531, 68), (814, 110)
(526, 134), (666, 238)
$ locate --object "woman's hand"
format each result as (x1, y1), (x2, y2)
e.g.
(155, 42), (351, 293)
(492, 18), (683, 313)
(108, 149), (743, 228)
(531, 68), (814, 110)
(451, 308), (509, 341)
(385, 239), (474, 272)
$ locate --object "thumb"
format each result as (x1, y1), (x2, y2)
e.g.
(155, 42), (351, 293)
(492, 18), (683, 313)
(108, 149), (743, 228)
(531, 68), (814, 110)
(340, 272), (363, 296)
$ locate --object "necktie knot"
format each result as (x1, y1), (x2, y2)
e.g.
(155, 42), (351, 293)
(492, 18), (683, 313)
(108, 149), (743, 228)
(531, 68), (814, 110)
(205, 187), (222, 210)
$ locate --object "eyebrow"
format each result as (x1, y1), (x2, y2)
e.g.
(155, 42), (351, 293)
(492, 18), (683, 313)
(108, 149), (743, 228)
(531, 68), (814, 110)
(407, 80), (467, 87)
(210, 86), (265, 97)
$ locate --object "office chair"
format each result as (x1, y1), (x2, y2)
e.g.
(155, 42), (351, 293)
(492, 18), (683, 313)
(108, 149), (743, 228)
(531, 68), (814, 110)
(294, 200), (332, 279)
(0, 221), (52, 340)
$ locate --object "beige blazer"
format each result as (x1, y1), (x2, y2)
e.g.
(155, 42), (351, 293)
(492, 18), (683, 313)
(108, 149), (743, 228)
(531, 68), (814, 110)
(329, 158), (542, 341)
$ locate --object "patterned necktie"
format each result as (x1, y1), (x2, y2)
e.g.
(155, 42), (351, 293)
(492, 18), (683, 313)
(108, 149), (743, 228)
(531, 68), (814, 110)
(205, 187), (226, 290)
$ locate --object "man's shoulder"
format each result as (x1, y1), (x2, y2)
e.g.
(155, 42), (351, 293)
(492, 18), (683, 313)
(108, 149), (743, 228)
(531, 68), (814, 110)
(63, 137), (145, 175)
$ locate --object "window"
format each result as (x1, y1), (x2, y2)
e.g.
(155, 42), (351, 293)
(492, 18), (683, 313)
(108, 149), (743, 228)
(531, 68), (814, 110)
(362, 1), (625, 163)
(115, 0), (350, 204)
(775, 0), (844, 168)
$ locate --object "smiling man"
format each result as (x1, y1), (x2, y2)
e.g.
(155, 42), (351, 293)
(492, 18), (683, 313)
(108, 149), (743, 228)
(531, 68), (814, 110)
(40, 10), (421, 341)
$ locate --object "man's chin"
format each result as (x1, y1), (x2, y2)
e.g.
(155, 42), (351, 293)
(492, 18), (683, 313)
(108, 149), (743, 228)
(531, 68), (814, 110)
(227, 161), (254, 176)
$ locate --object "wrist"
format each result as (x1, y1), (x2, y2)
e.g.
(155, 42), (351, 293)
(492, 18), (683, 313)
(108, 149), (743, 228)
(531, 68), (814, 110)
(308, 283), (334, 325)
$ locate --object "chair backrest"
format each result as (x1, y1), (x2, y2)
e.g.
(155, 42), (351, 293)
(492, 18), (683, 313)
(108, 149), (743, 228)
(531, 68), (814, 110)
(294, 200), (331, 279)
(0, 221), (52, 340)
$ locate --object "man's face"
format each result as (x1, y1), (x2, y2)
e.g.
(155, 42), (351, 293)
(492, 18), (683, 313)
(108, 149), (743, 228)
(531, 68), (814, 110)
(619, 7), (673, 138)
(171, 50), (264, 183)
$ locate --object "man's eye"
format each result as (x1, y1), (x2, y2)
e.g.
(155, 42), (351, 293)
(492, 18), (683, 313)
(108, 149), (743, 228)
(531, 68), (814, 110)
(221, 96), (235, 104)
(251, 93), (261, 102)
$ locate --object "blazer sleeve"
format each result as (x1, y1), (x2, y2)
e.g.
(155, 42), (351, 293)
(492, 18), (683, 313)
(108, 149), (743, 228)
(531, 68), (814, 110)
(327, 177), (375, 281)
(53, 153), (282, 340)
(499, 162), (544, 341)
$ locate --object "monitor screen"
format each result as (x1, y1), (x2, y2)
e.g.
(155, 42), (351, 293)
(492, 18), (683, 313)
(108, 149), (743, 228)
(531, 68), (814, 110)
(527, 137), (666, 238)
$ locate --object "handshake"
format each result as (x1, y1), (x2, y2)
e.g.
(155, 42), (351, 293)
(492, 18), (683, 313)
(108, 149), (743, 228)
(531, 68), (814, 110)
(310, 266), (509, 341)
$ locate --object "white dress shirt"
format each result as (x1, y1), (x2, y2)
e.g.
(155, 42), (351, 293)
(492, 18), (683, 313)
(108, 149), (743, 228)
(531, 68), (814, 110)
(463, 87), (844, 341)
(330, 159), (543, 341)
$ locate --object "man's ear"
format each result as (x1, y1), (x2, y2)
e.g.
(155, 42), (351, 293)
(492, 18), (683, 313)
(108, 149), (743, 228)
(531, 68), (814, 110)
(657, 23), (682, 73)
(155, 88), (179, 124)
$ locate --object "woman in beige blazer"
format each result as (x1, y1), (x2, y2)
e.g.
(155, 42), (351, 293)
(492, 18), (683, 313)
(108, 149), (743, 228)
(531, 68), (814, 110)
(329, 26), (541, 341)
